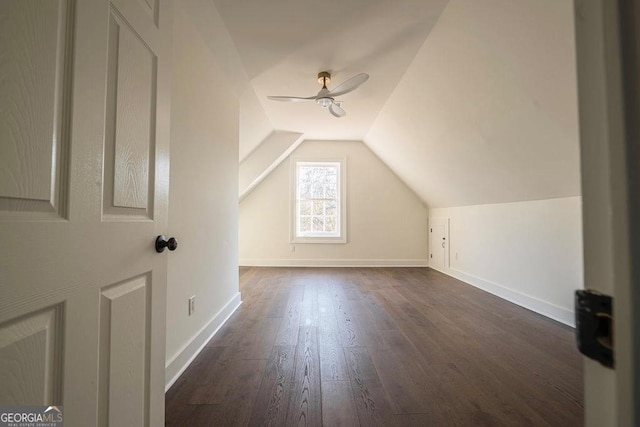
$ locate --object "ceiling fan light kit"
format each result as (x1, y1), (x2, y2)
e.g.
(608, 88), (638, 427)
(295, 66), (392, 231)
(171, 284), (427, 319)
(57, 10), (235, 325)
(267, 71), (369, 118)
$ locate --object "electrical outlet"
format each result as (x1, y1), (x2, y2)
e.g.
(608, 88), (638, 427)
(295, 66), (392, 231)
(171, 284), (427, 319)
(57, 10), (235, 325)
(188, 296), (196, 316)
(456, 252), (458, 260)
(290, 244), (296, 253)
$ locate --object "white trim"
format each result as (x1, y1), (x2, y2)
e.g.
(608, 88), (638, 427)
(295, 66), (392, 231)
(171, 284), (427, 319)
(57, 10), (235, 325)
(239, 133), (305, 202)
(429, 264), (575, 327)
(164, 292), (242, 391)
(239, 259), (428, 267)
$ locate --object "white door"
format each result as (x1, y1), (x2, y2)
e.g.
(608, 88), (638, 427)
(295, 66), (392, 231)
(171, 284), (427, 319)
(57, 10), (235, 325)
(429, 218), (448, 270)
(0, 0), (171, 425)
(574, 0), (638, 425)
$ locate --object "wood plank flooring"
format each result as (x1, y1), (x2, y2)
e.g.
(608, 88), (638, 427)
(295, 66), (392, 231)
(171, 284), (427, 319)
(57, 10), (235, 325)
(166, 267), (583, 426)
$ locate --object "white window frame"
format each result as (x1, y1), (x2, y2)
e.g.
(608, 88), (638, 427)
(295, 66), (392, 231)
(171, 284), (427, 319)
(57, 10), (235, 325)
(290, 157), (347, 244)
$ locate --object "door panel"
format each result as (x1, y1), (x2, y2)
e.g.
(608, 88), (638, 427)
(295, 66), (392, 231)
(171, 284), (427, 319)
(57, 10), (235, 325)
(99, 274), (151, 427)
(135, 0), (159, 26)
(0, 0), (72, 218)
(0, 305), (64, 405)
(0, 0), (171, 425)
(104, 7), (157, 218)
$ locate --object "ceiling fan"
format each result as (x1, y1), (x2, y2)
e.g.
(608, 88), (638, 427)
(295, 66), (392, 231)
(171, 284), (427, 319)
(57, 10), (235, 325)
(267, 71), (369, 118)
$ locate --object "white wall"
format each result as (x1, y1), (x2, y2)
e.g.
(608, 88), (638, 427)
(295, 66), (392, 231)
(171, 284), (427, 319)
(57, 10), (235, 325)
(366, 0), (580, 208)
(239, 140), (429, 266)
(165, 5), (241, 389)
(178, 0), (273, 161)
(430, 197), (584, 325)
(239, 88), (273, 161)
(239, 130), (304, 199)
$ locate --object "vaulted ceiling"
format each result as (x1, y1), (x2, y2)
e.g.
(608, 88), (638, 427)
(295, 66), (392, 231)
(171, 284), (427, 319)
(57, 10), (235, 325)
(209, 0), (581, 208)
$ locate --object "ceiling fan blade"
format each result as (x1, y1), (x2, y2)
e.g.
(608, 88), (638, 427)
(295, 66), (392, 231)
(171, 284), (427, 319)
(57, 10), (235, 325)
(267, 95), (316, 102)
(327, 73), (369, 97)
(329, 103), (346, 118)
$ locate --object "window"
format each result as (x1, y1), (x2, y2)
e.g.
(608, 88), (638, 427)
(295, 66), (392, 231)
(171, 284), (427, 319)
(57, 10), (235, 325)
(291, 158), (346, 243)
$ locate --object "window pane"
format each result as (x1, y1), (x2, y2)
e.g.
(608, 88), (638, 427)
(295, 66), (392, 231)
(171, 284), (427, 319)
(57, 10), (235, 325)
(326, 201), (336, 216)
(312, 182), (324, 198)
(313, 200), (324, 215)
(326, 184), (337, 199)
(299, 167), (312, 198)
(299, 216), (311, 232)
(313, 217), (324, 232)
(325, 216), (336, 232)
(326, 168), (337, 182)
(300, 182), (312, 199)
(300, 167), (313, 181)
(313, 167), (326, 182)
(299, 200), (312, 215)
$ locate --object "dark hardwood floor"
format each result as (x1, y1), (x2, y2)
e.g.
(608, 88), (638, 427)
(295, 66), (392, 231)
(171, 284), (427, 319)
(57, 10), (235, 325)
(166, 267), (583, 426)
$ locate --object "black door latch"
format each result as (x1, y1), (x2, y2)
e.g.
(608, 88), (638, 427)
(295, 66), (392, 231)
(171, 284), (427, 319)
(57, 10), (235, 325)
(575, 290), (614, 368)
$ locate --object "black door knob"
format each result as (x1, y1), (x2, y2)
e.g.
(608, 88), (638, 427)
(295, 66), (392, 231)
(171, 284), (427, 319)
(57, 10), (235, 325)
(156, 235), (178, 253)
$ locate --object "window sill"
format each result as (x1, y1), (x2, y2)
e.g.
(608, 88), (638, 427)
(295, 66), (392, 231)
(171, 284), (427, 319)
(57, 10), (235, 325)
(291, 236), (347, 244)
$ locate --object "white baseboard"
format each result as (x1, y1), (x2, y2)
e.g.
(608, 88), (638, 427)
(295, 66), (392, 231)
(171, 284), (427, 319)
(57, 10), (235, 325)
(430, 264), (575, 327)
(165, 292), (242, 391)
(239, 258), (428, 267)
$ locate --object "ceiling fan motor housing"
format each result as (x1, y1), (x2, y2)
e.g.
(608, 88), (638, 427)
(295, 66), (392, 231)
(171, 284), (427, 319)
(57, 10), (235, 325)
(315, 84), (333, 108)
(316, 97), (333, 108)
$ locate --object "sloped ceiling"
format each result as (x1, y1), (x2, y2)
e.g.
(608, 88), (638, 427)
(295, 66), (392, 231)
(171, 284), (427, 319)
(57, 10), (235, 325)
(213, 0), (448, 142)
(365, 0), (581, 207)
(212, 0), (581, 208)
